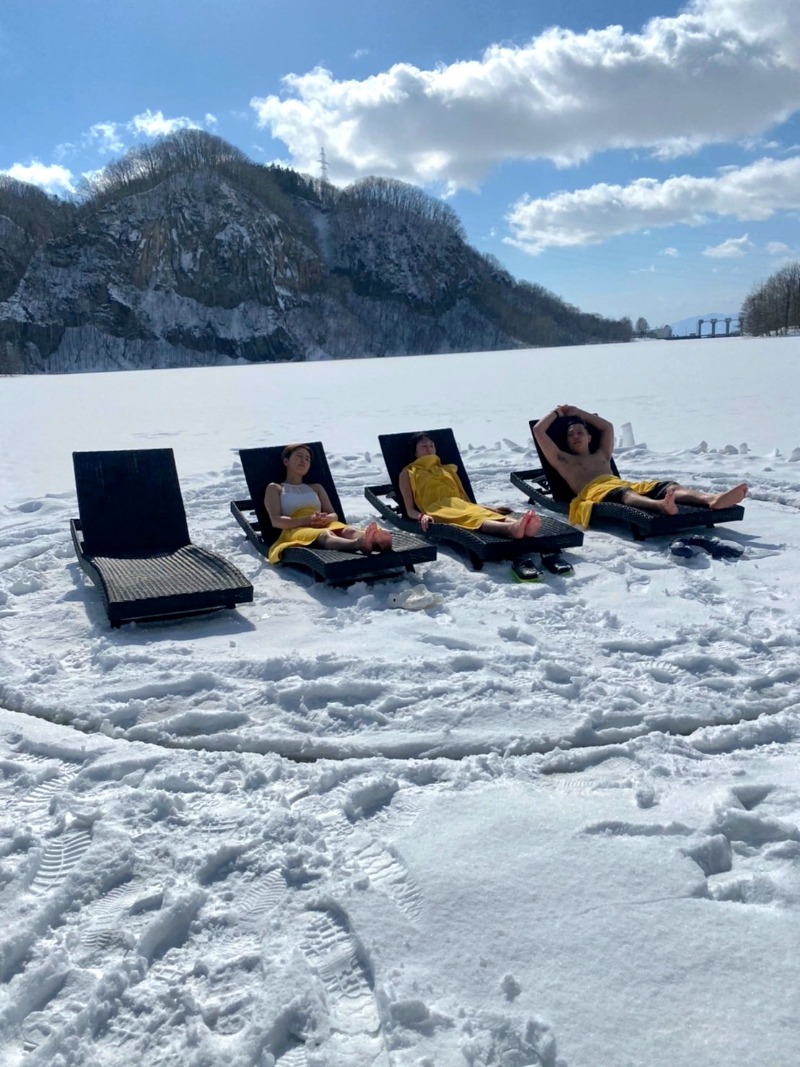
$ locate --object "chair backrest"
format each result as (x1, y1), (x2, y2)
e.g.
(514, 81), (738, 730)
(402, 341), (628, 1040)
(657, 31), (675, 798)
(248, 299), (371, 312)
(378, 428), (477, 517)
(238, 443), (347, 549)
(529, 418), (621, 503)
(73, 448), (191, 555)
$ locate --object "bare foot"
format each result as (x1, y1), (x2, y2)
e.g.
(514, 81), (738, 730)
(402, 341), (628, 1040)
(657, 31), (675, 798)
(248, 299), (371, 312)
(524, 510), (542, 536)
(362, 521), (378, 553)
(658, 487), (679, 515)
(710, 483), (748, 509)
(374, 528), (393, 552)
(349, 531), (366, 552)
(511, 510), (539, 538)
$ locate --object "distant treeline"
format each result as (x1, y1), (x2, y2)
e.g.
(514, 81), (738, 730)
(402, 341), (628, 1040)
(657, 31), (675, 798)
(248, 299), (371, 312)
(741, 263), (800, 337)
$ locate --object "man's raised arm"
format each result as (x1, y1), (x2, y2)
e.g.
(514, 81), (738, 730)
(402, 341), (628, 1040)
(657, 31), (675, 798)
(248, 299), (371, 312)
(558, 405), (615, 458)
(533, 408), (565, 467)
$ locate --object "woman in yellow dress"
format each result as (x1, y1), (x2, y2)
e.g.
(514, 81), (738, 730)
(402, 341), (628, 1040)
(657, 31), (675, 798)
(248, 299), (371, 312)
(265, 444), (392, 564)
(398, 433), (541, 537)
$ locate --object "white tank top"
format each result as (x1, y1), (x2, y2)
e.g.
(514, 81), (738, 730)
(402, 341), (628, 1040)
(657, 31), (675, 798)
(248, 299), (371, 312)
(280, 482), (321, 514)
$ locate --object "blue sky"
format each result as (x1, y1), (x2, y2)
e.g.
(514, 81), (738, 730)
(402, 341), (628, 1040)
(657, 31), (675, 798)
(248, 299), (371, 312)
(3, 0), (800, 327)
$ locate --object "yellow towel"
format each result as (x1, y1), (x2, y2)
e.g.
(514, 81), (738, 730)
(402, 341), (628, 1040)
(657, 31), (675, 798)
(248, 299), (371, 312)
(405, 454), (503, 529)
(569, 475), (662, 527)
(268, 506), (348, 564)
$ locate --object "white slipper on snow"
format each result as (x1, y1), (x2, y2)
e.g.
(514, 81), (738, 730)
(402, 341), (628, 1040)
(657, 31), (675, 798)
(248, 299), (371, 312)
(389, 589), (443, 611)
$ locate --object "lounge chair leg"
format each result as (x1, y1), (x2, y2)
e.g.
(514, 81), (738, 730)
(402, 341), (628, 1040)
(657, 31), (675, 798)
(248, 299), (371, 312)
(631, 525), (646, 541)
(469, 555), (484, 571)
(405, 563), (415, 573)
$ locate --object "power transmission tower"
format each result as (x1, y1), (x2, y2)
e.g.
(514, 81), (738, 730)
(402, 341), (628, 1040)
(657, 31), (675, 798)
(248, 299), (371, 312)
(318, 146), (329, 183)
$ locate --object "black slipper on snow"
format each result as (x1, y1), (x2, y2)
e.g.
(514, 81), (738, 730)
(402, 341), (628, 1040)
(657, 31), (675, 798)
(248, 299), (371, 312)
(541, 553), (573, 575)
(511, 557), (542, 582)
(682, 534), (744, 560)
(669, 538), (695, 558)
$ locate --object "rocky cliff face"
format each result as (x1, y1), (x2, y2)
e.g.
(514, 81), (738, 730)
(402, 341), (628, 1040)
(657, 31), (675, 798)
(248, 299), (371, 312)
(0, 137), (630, 374)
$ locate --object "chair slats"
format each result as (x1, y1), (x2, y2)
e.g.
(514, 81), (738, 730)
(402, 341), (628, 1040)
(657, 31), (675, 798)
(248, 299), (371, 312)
(71, 449), (252, 626)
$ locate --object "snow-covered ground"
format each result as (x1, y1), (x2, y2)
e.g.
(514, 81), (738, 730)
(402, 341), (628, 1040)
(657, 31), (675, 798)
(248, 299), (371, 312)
(0, 336), (799, 1066)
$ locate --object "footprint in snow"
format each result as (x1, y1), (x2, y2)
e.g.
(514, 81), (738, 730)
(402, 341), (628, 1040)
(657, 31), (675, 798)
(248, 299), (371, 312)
(237, 869), (288, 924)
(355, 840), (423, 923)
(297, 906), (381, 1037)
(30, 826), (93, 895)
(82, 881), (163, 951)
(646, 660), (686, 684)
(275, 1044), (309, 1066)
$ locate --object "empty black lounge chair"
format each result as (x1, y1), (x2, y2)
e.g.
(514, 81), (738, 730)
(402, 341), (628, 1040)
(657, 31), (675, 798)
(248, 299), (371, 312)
(231, 443), (436, 585)
(365, 428), (583, 571)
(71, 449), (253, 627)
(510, 418), (745, 541)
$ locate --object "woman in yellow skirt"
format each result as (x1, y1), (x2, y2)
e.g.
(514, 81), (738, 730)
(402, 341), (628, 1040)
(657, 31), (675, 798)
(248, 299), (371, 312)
(398, 433), (541, 537)
(265, 444), (392, 564)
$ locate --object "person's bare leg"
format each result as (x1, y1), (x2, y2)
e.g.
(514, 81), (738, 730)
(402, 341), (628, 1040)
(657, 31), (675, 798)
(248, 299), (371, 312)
(476, 519), (509, 537)
(479, 510), (540, 538)
(620, 487), (679, 515)
(317, 529), (365, 552)
(671, 483), (748, 509)
(324, 522), (391, 553)
(710, 483), (748, 509)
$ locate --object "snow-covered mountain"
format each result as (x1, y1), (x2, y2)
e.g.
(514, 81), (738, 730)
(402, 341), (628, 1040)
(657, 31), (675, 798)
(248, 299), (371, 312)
(0, 132), (631, 374)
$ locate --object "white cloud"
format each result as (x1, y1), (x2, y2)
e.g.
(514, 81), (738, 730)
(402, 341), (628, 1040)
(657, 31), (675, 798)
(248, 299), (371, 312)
(660, 247), (680, 256)
(71, 109), (211, 163)
(250, 0), (800, 187)
(767, 241), (790, 254)
(129, 109), (198, 138)
(703, 235), (753, 257)
(1, 162), (75, 195)
(695, 0), (800, 66)
(741, 136), (782, 152)
(88, 122), (126, 155)
(80, 167), (106, 185)
(504, 156), (800, 252)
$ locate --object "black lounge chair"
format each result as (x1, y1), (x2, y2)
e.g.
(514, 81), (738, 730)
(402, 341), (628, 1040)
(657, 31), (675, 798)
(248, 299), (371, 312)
(71, 449), (253, 627)
(365, 428), (583, 571)
(231, 443), (436, 586)
(510, 418), (745, 541)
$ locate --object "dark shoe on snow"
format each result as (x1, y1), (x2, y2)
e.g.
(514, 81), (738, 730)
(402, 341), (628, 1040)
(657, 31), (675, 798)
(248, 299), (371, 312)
(541, 552), (573, 575)
(669, 538), (695, 558)
(684, 534), (743, 559)
(512, 557), (542, 582)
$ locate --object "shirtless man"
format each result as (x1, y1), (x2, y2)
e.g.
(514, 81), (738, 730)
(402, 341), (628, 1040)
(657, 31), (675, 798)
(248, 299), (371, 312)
(533, 405), (748, 526)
